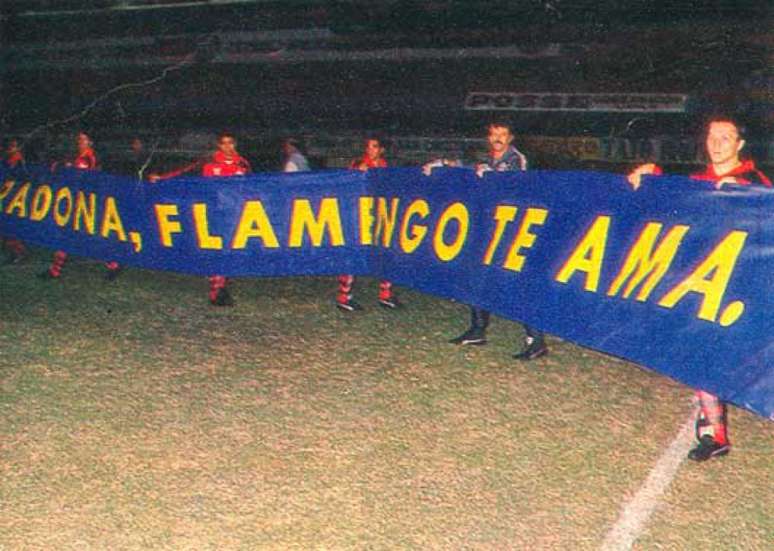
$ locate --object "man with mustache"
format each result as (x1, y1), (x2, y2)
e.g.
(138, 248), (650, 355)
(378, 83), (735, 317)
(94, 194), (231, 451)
(423, 121), (548, 360)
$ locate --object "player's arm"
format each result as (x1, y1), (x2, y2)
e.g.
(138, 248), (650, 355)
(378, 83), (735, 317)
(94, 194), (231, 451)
(475, 162), (492, 178)
(626, 163), (663, 190)
(422, 158), (462, 176)
(148, 160), (202, 182)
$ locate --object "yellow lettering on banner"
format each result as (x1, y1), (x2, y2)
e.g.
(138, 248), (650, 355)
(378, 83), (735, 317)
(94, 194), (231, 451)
(555, 215), (611, 292)
(433, 202), (469, 262)
(155, 204), (182, 247)
(657, 230), (747, 323)
(5, 182), (30, 217)
(503, 208), (548, 272)
(0, 180), (15, 207)
(288, 198), (344, 247)
(74, 191), (97, 234)
(231, 200), (279, 249)
(359, 196), (375, 245)
(129, 231), (143, 253)
(399, 199), (429, 253)
(30, 185), (53, 221)
(53, 187), (73, 227)
(100, 197), (127, 241)
(375, 197), (400, 247)
(607, 223), (689, 300)
(192, 203), (223, 249)
(483, 205), (518, 265)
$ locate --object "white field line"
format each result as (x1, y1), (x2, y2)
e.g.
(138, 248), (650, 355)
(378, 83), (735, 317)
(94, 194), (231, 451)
(601, 411), (697, 551)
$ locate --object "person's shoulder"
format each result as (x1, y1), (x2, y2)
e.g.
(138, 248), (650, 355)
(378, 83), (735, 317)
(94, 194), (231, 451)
(292, 152), (310, 169)
(503, 146), (527, 170)
(738, 161), (772, 187)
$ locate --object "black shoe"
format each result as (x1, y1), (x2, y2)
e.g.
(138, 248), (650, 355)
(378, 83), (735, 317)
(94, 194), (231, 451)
(695, 415), (710, 441)
(688, 435), (730, 462)
(378, 296), (402, 309)
(37, 269), (59, 280)
(513, 339), (548, 361)
(337, 299), (363, 312)
(211, 288), (234, 307)
(105, 266), (123, 281)
(449, 327), (486, 345)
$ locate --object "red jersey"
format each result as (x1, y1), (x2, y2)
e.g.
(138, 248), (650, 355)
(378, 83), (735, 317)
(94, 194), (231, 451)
(202, 150), (251, 177)
(71, 148), (98, 170)
(351, 155), (387, 170)
(648, 160), (771, 187)
(690, 159), (771, 187)
(5, 149), (23, 168)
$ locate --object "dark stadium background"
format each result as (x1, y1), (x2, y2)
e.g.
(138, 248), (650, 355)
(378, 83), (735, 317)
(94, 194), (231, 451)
(1, 0), (771, 172)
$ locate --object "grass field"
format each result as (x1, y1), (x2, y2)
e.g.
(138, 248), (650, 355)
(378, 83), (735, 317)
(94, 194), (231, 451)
(1, 249), (773, 550)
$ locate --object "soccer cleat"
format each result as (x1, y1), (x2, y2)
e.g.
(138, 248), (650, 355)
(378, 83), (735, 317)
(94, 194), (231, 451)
(378, 296), (402, 309)
(513, 340), (548, 361)
(695, 415), (710, 441)
(336, 299), (363, 312)
(449, 327), (487, 345)
(688, 435), (730, 462)
(211, 287), (234, 307)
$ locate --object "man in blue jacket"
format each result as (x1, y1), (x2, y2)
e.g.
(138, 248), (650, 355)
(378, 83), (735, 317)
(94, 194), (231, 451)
(423, 121), (548, 360)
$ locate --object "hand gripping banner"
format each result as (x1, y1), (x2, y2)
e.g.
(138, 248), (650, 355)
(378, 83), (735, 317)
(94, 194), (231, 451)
(2, 164), (773, 420)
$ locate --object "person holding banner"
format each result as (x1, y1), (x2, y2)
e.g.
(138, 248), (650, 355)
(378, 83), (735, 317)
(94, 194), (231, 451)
(148, 159), (203, 183)
(337, 136), (401, 311)
(40, 132), (116, 280)
(112, 137), (151, 180)
(147, 133), (249, 304)
(4, 138), (23, 168)
(627, 116), (771, 462)
(282, 138), (310, 173)
(202, 132), (251, 306)
(423, 121), (548, 361)
(2, 139), (27, 264)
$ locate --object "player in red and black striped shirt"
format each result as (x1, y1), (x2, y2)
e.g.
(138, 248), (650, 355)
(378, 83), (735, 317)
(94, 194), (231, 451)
(202, 132), (251, 306)
(41, 132), (104, 279)
(149, 132), (250, 305)
(628, 115), (771, 462)
(336, 137), (401, 312)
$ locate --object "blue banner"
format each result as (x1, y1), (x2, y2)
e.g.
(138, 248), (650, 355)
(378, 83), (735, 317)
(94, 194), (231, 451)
(2, 164), (773, 420)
